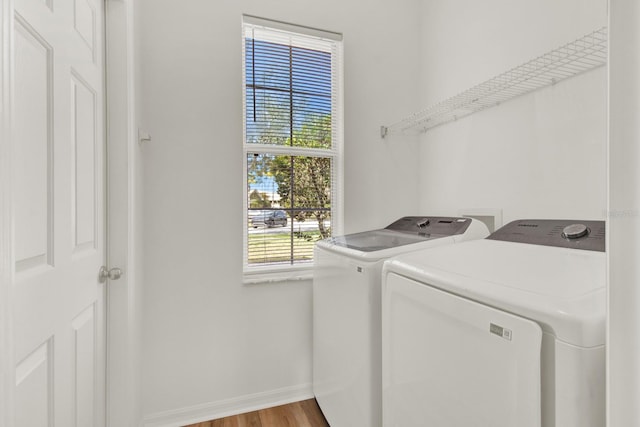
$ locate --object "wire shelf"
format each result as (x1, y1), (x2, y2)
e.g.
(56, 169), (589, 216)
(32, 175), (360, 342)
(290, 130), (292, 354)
(381, 26), (608, 138)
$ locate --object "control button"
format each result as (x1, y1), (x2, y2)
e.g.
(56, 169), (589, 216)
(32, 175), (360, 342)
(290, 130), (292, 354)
(417, 219), (430, 228)
(562, 224), (589, 239)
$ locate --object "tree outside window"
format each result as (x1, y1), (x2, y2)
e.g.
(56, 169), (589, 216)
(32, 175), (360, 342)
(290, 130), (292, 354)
(243, 21), (341, 270)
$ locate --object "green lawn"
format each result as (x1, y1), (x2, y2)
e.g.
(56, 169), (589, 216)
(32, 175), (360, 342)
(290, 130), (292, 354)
(248, 230), (322, 264)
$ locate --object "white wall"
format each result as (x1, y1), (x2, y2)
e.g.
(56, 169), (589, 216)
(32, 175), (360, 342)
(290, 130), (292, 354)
(137, 0), (423, 423)
(416, 0), (608, 224)
(138, 0), (610, 423)
(608, 0), (640, 425)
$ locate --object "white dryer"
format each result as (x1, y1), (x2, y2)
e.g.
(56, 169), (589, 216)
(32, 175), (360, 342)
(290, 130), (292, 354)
(382, 219), (606, 427)
(313, 216), (489, 427)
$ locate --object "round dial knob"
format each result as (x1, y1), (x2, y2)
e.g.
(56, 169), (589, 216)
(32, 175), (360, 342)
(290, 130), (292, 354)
(417, 219), (430, 228)
(562, 224), (589, 239)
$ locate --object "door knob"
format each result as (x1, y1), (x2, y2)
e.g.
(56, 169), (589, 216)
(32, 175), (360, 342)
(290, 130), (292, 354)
(99, 266), (123, 283)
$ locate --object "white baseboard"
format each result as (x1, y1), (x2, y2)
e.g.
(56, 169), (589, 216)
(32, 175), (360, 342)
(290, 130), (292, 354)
(142, 383), (314, 427)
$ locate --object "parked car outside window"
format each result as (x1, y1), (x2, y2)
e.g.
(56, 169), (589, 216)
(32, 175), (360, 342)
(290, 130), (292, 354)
(251, 210), (288, 228)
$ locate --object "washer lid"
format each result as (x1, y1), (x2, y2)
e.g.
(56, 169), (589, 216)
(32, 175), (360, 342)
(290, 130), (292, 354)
(323, 216), (475, 252)
(317, 229), (457, 262)
(316, 216), (489, 261)
(384, 238), (606, 347)
(326, 229), (447, 252)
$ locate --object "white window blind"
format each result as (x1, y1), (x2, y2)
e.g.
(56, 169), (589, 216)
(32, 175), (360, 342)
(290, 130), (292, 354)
(242, 17), (343, 279)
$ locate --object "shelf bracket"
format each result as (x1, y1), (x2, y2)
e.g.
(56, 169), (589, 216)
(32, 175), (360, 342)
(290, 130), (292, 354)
(138, 129), (152, 145)
(380, 126), (388, 139)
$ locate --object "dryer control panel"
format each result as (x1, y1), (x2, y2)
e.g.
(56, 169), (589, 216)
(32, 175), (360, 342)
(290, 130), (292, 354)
(385, 216), (472, 236)
(487, 219), (605, 252)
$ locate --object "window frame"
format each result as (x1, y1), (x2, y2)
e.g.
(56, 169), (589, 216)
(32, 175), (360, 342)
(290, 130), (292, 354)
(241, 16), (344, 283)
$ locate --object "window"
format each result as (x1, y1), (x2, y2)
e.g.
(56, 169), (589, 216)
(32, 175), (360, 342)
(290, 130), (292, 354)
(242, 16), (343, 279)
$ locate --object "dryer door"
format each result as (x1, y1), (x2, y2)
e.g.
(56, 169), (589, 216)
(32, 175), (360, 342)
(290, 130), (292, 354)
(383, 273), (542, 427)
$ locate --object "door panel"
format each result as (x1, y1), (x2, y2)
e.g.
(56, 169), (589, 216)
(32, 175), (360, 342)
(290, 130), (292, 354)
(15, 341), (52, 427)
(14, 15), (52, 272)
(72, 304), (97, 427)
(71, 71), (97, 253)
(13, 0), (106, 425)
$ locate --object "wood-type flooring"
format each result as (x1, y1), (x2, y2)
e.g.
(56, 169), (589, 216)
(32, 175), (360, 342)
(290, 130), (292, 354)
(183, 398), (330, 427)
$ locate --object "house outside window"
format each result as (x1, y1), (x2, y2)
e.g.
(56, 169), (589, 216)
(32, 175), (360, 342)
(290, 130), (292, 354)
(242, 16), (344, 281)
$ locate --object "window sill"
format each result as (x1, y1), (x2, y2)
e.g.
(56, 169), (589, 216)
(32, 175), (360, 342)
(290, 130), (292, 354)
(243, 266), (313, 285)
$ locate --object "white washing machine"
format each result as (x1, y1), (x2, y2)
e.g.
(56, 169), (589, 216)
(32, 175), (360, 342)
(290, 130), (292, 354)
(313, 216), (489, 427)
(382, 219), (606, 427)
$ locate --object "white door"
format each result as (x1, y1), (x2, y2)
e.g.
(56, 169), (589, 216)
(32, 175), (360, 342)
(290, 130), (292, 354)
(13, 0), (106, 425)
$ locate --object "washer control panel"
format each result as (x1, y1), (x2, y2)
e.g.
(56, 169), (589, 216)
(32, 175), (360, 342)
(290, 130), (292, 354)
(487, 219), (605, 252)
(385, 216), (472, 236)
